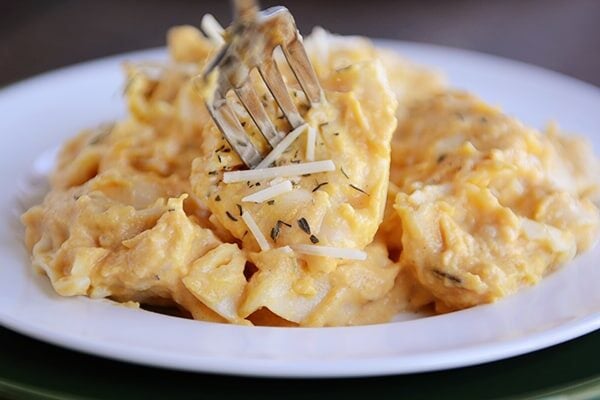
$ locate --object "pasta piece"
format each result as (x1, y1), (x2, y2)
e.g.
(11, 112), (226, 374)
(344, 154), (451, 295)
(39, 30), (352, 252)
(183, 243), (249, 325)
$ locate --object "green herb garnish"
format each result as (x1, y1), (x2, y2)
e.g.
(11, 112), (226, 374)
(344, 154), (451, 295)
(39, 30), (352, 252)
(312, 182), (329, 192)
(226, 211), (238, 222)
(349, 184), (369, 196)
(298, 218), (311, 234)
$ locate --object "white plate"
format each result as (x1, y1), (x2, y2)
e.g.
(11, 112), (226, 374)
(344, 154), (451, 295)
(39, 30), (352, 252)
(0, 41), (599, 378)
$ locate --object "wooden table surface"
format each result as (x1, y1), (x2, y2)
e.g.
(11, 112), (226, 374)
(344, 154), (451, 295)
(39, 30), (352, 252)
(1, 0), (599, 87)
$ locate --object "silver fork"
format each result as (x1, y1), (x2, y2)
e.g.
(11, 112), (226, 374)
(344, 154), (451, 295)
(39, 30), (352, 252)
(199, 0), (324, 169)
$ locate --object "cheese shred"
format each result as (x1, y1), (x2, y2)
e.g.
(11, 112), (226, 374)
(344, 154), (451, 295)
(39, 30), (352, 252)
(306, 126), (316, 161)
(242, 180), (293, 203)
(200, 14), (225, 46)
(256, 124), (308, 169)
(223, 160), (335, 183)
(241, 210), (271, 251)
(291, 244), (368, 260)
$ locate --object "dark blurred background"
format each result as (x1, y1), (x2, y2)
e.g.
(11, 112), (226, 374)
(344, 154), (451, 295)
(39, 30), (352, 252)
(1, 0), (599, 87)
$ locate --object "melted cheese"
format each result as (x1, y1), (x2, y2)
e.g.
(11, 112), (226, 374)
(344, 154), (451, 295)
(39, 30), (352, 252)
(21, 24), (599, 327)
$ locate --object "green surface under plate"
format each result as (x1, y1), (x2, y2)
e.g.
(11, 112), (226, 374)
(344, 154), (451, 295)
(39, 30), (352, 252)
(0, 326), (599, 400)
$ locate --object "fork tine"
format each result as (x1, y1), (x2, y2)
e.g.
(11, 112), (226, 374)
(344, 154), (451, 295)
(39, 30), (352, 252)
(235, 81), (284, 148)
(200, 5), (324, 169)
(282, 37), (322, 105)
(259, 58), (304, 129)
(208, 102), (263, 168)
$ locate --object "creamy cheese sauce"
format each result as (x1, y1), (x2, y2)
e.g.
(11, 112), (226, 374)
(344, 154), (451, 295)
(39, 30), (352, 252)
(21, 25), (600, 326)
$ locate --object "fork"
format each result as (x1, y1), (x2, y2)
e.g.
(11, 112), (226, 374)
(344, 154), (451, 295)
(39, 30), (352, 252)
(199, 0), (324, 169)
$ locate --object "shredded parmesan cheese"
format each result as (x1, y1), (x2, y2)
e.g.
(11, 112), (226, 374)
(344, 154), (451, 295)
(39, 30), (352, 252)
(269, 177), (286, 186)
(241, 210), (271, 251)
(201, 14), (225, 46)
(223, 160), (335, 183)
(242, 180), (293, 203)
(279, 246), (294, 254)
(291, 244), (368, 260)
(306, 126), (316, 161)
(256, 124), (308, 169)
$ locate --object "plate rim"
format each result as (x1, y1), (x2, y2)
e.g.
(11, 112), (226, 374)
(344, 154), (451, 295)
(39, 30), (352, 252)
(0, 327), (599, 399)
(1, 309), (599, 378)
(1, 40), (599, 378)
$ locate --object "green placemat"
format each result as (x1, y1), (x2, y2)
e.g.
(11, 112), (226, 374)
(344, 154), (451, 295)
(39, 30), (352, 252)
(0, 326), (598, 400)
